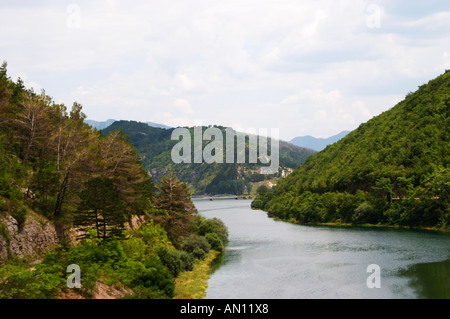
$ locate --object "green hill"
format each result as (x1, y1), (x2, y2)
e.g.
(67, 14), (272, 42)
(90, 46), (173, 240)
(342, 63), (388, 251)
(252, 70), (450, 230)
(102, 121), (317, 195)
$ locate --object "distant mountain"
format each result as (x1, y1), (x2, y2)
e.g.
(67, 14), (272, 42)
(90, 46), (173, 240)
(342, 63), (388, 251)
(85, 119), (116, 130)
(85, 119), (171, 130)
(102, 120), (317, 195)
(289, 131), (350, 152)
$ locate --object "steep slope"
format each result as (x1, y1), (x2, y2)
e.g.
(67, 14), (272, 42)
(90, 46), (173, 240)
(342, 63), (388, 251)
(289, 131), (350, 152)
(253, 70), (450, 230)
(102, 121), (317, 195)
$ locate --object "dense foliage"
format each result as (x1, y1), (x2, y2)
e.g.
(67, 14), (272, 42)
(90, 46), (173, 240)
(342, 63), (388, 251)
(0, 213), (229, 299)
(0, 62), (151, 241)
(102, 121), (316, 195)
(0, 62), (228, 299)
(253, 71), (450, 230)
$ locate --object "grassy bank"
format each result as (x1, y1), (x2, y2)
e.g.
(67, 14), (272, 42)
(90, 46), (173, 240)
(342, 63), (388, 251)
(173, 250), (220, 299)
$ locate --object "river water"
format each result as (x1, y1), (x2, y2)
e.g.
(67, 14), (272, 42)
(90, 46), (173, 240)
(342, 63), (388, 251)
(194, 199), (450, 299)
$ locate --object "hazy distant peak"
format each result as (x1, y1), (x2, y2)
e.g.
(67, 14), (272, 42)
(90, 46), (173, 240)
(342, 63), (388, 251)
(289, 131), (350, 152)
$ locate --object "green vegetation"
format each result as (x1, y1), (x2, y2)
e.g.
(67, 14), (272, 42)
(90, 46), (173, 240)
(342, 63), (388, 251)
(253, 71), (450, 231)
(155, 172), (197, 215)
(0, 212), (228, 299)
(0, 62), (150, 238)
(174, 250), (220, 299)
(74, 177), (127, 240)
(181, 235), (211, 260)
(0, 223), (172, 299)
(0, 61), (228, 299)
(197, 217), (228, 252)
(102, 121), (316, 195)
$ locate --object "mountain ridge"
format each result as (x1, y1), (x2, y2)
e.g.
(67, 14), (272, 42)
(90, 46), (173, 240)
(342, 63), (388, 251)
(289, 131), (350, 152)
(85, 119), (171, 130)
(101, 120), (317, 195)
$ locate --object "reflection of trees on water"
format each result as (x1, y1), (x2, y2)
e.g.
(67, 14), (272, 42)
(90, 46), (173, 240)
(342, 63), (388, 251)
(399, 259), (450, 299)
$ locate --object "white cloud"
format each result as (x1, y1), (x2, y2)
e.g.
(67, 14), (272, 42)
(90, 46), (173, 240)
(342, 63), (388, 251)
(351, 100), (372, 119)
(174, 98), (194, 114)
(281, 89), (342, 120)
(1, 0), (449, 140)
(175, 74), (194, 91)
(162, 112), (193, 128)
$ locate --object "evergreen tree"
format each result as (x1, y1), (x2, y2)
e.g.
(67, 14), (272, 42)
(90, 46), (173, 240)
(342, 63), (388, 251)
(155, 172), (197, 215)
(74, 177), (127, 240)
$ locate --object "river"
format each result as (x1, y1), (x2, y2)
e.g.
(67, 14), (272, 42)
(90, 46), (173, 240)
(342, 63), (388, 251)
(194, 199), (450, 299)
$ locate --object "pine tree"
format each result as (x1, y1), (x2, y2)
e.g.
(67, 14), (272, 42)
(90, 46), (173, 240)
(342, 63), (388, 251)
(153, 172), (198, 248)
(155, 172), (197, 215)
(74, 177), (126, 240)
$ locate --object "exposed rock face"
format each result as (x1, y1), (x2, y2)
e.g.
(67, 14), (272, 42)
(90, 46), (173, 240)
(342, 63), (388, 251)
(92, 282), (133, 299)
(125, 215), (145, 231)
(59, 282), (134, 299)
(0, 213), (59, 261)
(0, 211), (146, 263)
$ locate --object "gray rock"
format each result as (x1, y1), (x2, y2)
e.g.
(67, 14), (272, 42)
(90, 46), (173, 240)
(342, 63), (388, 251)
(0, 213), (59, 261)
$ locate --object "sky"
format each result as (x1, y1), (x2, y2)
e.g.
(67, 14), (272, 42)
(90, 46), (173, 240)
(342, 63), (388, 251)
(1, 0), (449, 141)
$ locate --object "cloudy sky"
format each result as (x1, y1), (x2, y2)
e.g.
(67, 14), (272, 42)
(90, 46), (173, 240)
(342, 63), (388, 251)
(1, 0), (449, 140)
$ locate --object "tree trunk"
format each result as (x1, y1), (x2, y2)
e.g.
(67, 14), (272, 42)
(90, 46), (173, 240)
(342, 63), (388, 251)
(54, 170), (70, 218)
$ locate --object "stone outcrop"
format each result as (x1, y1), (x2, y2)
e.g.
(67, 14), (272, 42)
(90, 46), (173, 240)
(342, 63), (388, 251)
(0, 212), (59, 261)
(0, 212), (147, 262)
(59, 281), (134, 299)
(0, 210), (148, 264)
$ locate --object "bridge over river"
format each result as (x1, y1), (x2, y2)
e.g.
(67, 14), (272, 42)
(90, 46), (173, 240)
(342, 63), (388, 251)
(192, 195), (254, 201)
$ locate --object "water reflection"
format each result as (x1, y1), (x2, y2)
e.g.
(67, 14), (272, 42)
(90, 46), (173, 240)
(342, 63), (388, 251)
(196, 199), (450, 299)
(398, 259), (450, 299)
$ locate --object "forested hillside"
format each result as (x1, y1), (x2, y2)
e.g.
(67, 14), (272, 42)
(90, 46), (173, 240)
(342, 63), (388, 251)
(102, 121), (316, 195)
(0, 62), (151, 238)
(0, 62), (228, 298)
(253, 71), (450, 230)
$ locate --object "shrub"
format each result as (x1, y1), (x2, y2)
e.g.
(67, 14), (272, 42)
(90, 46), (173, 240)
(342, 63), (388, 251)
(197, 218), (229, 244)
(181, 235), (210, 260)
(178, 250), (194, 272)
(131, 257), (175, 299)
(0, 264), (65, 299)
(352, 202), (377, 225)
(131, 220), (173, 253)
(0, 160), (13, 198)
(0, 221), (10, 243)
(383, 207), (401, 225)
(0, 198), (8, 213)
(9, 201), (27, 230)
(205, 233), (224, 252)
(121, 237), (147, 262)
(69, 239), (127, 265)
(158, 248), (182, 277)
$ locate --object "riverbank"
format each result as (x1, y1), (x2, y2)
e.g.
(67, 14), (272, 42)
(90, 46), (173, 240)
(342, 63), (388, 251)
(270, 215), (449, 233)
(173, 250), (220, 299)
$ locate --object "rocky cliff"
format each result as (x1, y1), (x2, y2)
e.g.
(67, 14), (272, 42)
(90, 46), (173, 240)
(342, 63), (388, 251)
(0, 211), (146, 263)
(0, 212), (59, 262)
